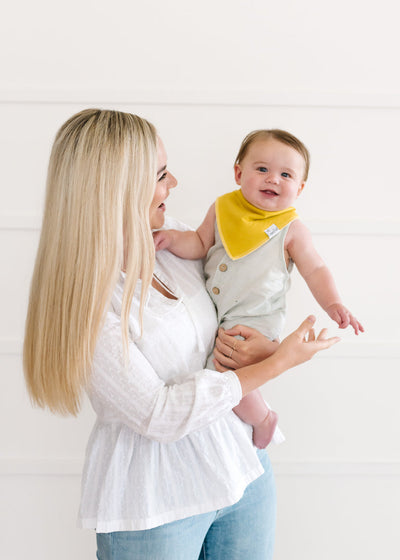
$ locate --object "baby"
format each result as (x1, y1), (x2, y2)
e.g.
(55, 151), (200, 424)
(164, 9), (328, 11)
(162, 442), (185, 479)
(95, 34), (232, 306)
(154, 129), (363, 448)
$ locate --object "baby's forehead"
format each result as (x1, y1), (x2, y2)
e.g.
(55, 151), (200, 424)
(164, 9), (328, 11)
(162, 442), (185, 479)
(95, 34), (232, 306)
(247, 139), (305, 165)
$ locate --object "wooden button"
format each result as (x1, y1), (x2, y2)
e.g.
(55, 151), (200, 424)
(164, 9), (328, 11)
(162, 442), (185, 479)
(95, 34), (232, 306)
(219, 264), (227, 272)
(212, 287), (220, 295)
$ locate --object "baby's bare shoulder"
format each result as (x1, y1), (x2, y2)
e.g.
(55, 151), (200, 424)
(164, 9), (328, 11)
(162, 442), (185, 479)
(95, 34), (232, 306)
(286, 218), (310, 246)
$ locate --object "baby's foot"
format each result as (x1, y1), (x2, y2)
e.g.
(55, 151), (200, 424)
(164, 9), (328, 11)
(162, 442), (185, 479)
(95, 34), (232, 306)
(252, 410), (278, 449)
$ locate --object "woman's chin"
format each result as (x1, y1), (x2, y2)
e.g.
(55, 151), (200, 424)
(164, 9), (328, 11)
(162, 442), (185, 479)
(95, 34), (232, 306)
(150, 214), (166, 231)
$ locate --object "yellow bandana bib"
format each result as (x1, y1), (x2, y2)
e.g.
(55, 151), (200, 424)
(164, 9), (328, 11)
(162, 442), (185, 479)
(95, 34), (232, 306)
(215, 189), (298, 260)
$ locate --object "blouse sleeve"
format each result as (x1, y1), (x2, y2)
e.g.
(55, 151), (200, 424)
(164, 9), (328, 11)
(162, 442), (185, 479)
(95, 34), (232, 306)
(88, 311), (243, 443)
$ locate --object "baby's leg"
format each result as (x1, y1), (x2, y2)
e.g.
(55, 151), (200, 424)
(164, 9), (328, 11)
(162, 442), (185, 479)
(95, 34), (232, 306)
(234, 390), (278, 449)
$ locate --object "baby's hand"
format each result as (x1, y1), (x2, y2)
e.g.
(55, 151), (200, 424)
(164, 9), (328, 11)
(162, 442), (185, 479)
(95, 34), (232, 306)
(326, 303), (364, 335)
(153, 230), (173, 251)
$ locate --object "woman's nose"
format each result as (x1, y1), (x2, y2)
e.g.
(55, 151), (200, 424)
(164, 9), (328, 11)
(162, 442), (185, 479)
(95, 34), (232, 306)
(168, 172), (178, 190)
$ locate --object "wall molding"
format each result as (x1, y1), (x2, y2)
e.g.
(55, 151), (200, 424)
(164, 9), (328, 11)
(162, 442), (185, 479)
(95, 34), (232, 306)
(1, 215), (400, 236)
(0, 215), (41, 231)
(1, 88), (400, 109)
(273, 461), (400, 477)
(324, 342), (400, 359)
(0, 339), (21, 355)
(1, 338), (399, 358)
(1, 457), (399, 477)
(180, 217), (400, 237)
(306, 220), (400, 236)
(0, 458), (84, 476)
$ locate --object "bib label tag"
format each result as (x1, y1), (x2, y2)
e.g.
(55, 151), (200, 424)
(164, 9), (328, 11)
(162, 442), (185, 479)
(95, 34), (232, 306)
(264, 224), (280, 239)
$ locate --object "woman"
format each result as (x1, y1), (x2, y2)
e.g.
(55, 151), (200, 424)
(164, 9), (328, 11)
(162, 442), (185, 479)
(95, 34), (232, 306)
(23, 109), (338, 560)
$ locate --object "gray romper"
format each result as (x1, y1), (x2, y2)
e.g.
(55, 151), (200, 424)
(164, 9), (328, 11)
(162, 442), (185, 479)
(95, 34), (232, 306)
(204, 221), (293, 368)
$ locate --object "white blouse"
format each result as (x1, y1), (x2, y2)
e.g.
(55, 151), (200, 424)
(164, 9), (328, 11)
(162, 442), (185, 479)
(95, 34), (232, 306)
(78, 217), (264, 533)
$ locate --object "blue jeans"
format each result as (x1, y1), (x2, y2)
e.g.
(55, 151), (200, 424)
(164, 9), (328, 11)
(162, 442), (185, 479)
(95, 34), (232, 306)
(96, 450), (276, 560)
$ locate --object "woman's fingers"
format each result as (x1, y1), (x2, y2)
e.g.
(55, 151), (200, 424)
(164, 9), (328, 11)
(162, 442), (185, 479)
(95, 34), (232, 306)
(317, 328), (328, 341)
(307, 328), (316, 342)
(215, 329), (242, 354)
(317, 334), (341, 349)
(213, 346), (237, 370)
(296, 315), (316, 340)
(212, 358), (230, 373)
(276, 316), (340, 371)
(216, 316), (340, 375)
(215, 333), (237, 358)
(222, 325), (255, 339)
(294, 316), (339, 347)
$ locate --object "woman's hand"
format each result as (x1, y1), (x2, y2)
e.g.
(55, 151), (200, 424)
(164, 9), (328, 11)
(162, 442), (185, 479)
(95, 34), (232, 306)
(214, 316), (340, 386)
(230, 316), (341, 396)
(271, 315), (340, 374)
(213, 325), (279, 371)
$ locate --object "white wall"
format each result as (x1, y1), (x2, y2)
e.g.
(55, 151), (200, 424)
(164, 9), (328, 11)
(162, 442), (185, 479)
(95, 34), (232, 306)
(1, 1), (399, 558)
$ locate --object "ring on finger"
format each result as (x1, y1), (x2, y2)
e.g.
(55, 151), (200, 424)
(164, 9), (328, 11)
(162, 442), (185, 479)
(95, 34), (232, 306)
(228, 340), (237, 359)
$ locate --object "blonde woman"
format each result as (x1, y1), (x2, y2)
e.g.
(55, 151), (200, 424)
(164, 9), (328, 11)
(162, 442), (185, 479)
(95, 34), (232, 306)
(24, 109), (338, 560)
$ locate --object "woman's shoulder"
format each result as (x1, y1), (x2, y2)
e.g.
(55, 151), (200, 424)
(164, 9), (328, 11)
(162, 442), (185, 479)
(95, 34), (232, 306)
(155, 216), (207, 293)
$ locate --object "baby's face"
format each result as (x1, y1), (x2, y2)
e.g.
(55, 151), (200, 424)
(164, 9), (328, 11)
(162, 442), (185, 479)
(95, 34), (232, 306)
(234, 138), (306, 212)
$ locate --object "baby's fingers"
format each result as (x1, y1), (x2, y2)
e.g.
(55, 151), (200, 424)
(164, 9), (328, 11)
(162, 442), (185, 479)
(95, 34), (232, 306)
(337, 310), (350, 329)
(349, 315), (364, 335)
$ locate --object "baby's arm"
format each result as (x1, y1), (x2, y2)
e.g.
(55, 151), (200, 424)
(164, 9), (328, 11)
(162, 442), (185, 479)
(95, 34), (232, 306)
(286, 220), (364, 334)
(153, 204), (216, 259)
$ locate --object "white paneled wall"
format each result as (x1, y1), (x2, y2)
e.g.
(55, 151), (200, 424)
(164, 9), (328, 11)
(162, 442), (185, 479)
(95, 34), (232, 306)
(1, 1), (399, 558)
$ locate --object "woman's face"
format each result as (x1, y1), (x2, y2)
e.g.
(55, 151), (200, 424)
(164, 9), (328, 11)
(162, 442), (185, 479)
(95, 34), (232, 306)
(149, 138), (177, 230)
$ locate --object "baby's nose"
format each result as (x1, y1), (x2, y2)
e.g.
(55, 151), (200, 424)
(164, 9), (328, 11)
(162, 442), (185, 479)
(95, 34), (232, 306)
(266, 172), (279, 184)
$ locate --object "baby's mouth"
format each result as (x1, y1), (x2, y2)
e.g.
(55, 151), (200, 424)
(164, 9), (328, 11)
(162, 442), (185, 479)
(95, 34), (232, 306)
(261, 189), (278, 196)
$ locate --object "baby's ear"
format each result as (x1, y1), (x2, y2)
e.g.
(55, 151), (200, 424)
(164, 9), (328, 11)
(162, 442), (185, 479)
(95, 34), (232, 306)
(234, 164), (242, 185)
(297, 181), (306, 197)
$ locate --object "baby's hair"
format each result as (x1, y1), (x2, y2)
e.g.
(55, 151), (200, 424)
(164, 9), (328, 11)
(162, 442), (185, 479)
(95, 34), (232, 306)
(235, 129), (310, 181)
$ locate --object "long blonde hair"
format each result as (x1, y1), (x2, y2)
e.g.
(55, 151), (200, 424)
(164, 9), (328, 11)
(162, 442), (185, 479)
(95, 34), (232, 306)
(23, 109), (158, 415)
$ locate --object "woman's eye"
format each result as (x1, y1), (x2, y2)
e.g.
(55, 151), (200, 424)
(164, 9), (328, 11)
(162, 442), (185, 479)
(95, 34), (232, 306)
(158, 172), (167, 182)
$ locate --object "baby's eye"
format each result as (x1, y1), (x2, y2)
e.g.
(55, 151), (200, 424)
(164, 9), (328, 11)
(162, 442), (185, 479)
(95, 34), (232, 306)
(257, 167), (268, 172)
(281, 172), (291, 178)
(158, 172), (167, 181)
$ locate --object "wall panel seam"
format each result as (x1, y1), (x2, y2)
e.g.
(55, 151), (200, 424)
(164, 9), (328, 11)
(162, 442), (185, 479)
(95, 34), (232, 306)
(1, 339), (398, 358)
(1, 216), (400, 235)
(1, 89), (400, 109)
(1, 339), (399, 358)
